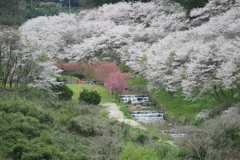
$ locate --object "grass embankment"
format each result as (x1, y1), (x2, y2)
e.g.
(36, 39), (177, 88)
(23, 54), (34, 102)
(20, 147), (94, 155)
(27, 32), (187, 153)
(150, 89), (240, 123)
(151, 92), (218, 123)
(67, 83), (122, 103)
(128, 77), (220, 124)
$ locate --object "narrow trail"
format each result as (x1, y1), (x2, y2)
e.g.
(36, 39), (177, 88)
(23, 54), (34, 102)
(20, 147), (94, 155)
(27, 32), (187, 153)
(101, 102), (177, 147)
(101, 102), (146, 130)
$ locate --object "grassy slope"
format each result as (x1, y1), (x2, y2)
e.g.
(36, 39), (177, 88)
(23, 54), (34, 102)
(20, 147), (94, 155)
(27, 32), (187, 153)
(67, 84), (118, 103)
(151, 91), (218, 122)
(128, 77), (220, 123)
(66, 84), (130, 117)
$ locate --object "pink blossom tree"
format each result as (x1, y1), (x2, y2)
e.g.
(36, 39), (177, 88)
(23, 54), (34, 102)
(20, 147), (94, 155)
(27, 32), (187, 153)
(61, 62), (81, 77)
(82, 63), (95, 81)
(94, 61), (120, 84)
(105, 71), (133, 101)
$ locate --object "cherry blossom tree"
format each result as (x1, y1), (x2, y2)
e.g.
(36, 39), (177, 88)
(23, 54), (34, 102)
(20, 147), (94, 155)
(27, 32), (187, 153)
(105, 71), (133, 101)
(14, 0), (240, 103)
(82, 63), (95, 81)
(57, 62), (81, 77)
(0, 27), (61, 90)
(94, 61), (120, 83)
(0, 28), (21, 88)
(189, 0), (236, 27)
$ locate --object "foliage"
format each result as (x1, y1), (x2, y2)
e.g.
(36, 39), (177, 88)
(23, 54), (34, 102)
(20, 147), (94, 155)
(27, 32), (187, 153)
(119, 105), (134, 119)
(0, 63), (4, 78)
(2, 1), (240, 158)
(0, 90), (181, 160)
(94, 60), (120, 83)
(150, 89), (217, 124)
(51, 78), (73, 100)
(173, 0), (208, 11)
(119, 144), (159, 160)
(56, 62), (82, 77)
(154, 141), (183, 160)
(26, 6), (59, 19)
(0, 96), (58, 159)
(18, 0), (240, 107)
(105, 71), (133, 101)
(78, 88), (101, 105)
(195, 109), (210, 122)
(0, 28), (61, 90)
(174, 105), (240, 160)
(82, 62), (95, 80)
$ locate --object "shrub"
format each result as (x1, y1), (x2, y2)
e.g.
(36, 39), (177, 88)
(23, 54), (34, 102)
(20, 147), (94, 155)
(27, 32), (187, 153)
(78, 89), (101, 105)
(133, 132), (149, 144)
(119, 144), (158, 160)
(195, 109), (210, 122)
(154, 142), (181, 160)
(51, 78), (73, 100)
(38, 111), (54, 125)
(174, 125), (213, 160)
(68, 115), (102, 137)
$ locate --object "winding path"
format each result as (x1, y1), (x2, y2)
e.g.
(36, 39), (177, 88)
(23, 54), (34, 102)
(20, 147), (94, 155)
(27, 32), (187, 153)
(101, 102), (146, 130)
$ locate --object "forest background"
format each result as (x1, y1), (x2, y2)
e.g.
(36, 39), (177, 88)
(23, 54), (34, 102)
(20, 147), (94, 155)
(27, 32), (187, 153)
(0, 0), (208, 26)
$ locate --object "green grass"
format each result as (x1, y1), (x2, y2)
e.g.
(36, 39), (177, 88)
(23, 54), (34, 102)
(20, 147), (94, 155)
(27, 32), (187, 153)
(60, 75), (79, 83)
(151, 90), (219, 123)
(67, 83), (134, 118)
(151, 88), (240, 123)
(67, 84), (120, 104)
(127, 77), (148, 89)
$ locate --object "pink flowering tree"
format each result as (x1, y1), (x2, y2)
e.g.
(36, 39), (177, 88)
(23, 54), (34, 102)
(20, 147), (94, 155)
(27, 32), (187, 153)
(105, 71), (133, 101)
(56, 62), (82, 77)
(82, 63), (95, 81)
(94, 61), (120, 84)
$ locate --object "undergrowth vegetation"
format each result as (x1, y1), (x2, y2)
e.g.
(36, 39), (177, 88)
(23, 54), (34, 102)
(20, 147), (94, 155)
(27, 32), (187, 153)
(1, 76), (240, 159)
(0, 88), (184, 160)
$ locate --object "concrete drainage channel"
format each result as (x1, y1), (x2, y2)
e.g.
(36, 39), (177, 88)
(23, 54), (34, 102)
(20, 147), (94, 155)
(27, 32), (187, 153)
(120, 94), (154, 106)
(121, 95), (185, 137)
(130, 111), (164, 123)
(121, 95), (164, 122)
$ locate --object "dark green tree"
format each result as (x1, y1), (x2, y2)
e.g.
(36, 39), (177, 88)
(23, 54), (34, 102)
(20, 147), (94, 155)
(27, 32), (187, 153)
(173, 0), (208, 11)
(51, 78), (73, 100)
(79, 88), (101, 105)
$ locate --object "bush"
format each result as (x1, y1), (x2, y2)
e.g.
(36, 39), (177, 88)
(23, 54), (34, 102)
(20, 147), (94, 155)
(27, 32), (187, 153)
(78, 89), (101, 105)
(119, 144), (158, 160)
(52, 78), (73, 100)
(154, 142), (181, 160)
(133, 132), (149, 144)
(68, 115), (102, 137)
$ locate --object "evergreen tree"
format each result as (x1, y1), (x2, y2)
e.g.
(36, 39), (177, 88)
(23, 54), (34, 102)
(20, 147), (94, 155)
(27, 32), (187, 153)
(51, 78), (73, 100)
(79, 89), (101, 105)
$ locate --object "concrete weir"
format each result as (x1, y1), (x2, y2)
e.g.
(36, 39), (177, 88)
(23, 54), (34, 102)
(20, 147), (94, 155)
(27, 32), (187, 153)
(130, 111), (164, 123)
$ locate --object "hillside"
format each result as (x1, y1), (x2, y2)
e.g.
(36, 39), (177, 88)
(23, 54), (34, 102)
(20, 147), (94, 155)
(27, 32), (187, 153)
(17, 0), (240, 107)
(0, 87), (183, 160)
(1, 0), (240, 159)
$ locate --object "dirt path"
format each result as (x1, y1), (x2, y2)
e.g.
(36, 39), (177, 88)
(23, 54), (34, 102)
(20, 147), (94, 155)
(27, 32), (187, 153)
(101, 103), (178, 147)
(101, 102), (146, 130)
